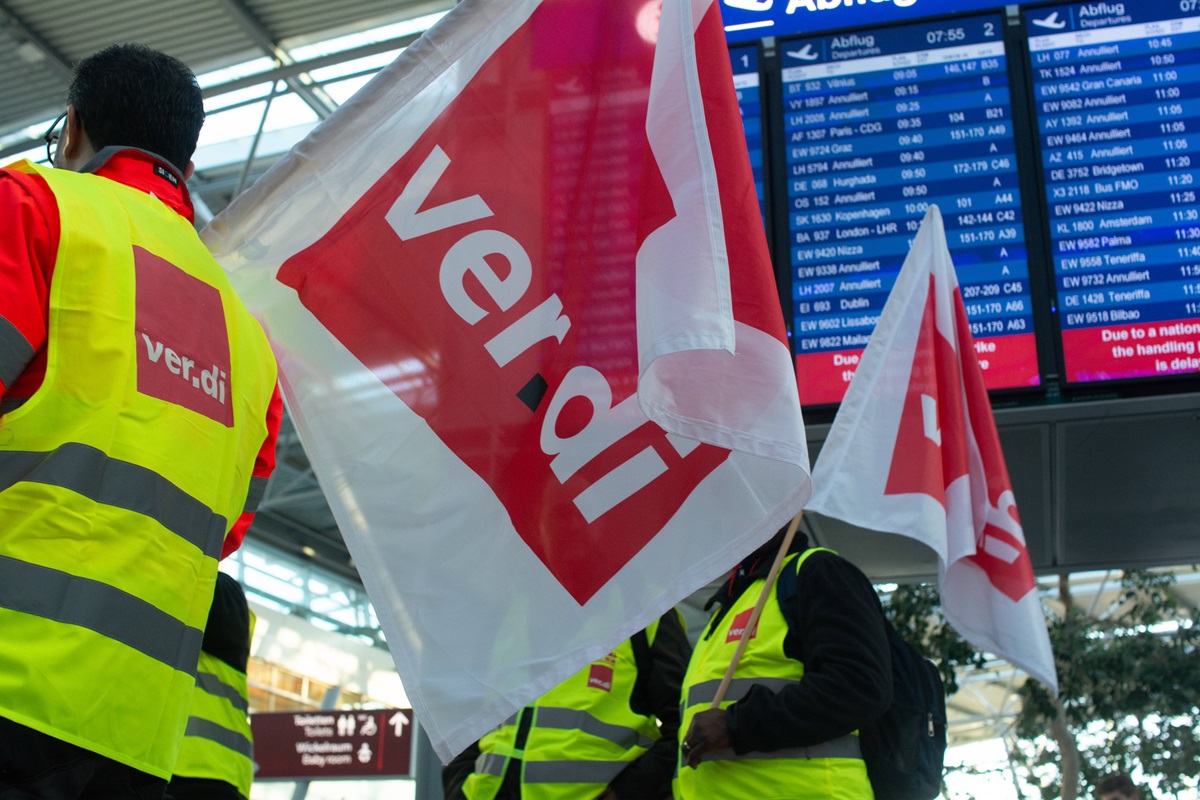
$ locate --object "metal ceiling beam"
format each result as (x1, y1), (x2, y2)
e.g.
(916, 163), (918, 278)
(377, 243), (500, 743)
(0, 28), (426, 164)
(201, 29), (423, 100)
(185, 172), (221, 226)
(212, 0), (338, 119)
(260, 488), (330, 512)
(248, 510), (359, 584)
(0, 0), (74, 81)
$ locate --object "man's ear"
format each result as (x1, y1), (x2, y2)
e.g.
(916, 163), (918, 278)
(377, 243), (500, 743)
(58, 105), (95, 169)
(183, 160), (195, 181)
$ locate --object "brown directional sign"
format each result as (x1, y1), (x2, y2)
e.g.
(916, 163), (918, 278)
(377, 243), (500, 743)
(251, 709), (413, 779)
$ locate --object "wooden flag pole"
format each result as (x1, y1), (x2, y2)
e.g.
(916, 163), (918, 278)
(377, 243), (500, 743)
(710, 510), (804, 708)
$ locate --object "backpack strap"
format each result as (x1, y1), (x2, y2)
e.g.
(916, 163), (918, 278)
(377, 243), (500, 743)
(629, 622), (654, 677)
(775, 547), (837, 633)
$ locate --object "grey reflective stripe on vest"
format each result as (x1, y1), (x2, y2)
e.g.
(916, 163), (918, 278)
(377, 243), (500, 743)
(0, 315), (34, 389)
(475, 751), (507, 777)
(185, 716), (253, 759)
(197, 670), (250, 714)
(534, 707), (654, 751)
(686, 677), (801, 708)
(522, 759), (630, 785)
(0, 555), (203, 672)
(0, 443), (226, 558)
(243, 476), (268, 515)
(697, 734), (862, 763)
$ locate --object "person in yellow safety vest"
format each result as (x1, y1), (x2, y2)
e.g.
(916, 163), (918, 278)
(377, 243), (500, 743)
(0, 43), (281, 798)
(677, 526), (893, 800)
(442, 609), (691, 800)
(167, 572), (255, 800)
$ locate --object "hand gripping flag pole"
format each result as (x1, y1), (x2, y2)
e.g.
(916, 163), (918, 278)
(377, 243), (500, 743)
(708, 511), (805, 710)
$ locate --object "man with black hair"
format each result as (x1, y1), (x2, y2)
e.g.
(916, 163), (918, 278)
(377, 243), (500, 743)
(55, 42), (206, 178)
(442, 609), (691, 800)
(0, 43), (281, 797)
(167, 572), (256, 800)
(676, 526), (892, 800)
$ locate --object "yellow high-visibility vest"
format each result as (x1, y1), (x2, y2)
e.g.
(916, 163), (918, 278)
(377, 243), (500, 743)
(676, 549), (873, 800)
(0, 159), (277, 779)
(172, 609), (255, 796)
(464, 620), (663, 800)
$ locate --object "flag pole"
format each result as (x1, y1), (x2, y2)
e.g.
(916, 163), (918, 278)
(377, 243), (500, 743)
(710, 510), (804, 708)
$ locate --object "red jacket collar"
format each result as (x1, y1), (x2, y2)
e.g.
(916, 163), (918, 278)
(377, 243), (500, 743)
(83, 147), (195, 224)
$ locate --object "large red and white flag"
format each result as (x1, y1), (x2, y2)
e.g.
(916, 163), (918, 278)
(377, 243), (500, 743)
(203, 0), (810, 759)
(808, 206), (1057, 695)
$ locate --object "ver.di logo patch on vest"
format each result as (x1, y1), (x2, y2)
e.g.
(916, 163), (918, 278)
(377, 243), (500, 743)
(587, 664), (614, 692)
(134, 246), (233, 426)
(726, 608), (759, 644)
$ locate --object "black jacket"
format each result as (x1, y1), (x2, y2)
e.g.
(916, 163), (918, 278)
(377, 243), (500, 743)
(705, 532), (892, 754)
(203, 572), (251, 673)
(442, 609), (691, 800)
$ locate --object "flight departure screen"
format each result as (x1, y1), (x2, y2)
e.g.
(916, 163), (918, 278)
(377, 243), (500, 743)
(731, 44), (767, 217)
(1028, 0), (1200, 383)
(780, 14), (1041, 406)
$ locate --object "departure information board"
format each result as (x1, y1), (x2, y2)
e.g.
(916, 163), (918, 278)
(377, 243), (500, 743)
(731, 44), (767, 216)
(780, 14), (1041, 405)
(1028, 0), (1200, 383)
